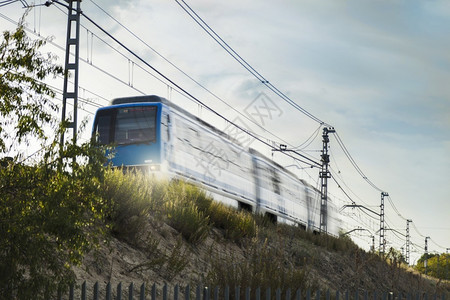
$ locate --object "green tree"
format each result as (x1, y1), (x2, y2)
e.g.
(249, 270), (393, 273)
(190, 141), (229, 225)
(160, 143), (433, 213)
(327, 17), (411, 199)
(415, 253), (449, 280)
(0, 15), (109, 299)
(0, 13), (62, 155)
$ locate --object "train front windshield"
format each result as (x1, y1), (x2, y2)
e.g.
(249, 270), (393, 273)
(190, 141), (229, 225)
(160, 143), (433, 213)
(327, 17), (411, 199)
(94, 106), (157, 145)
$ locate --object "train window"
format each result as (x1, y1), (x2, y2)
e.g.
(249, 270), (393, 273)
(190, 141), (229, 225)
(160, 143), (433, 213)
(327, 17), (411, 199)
(93, 110), (112, 145)
(188, 127), (201, 148)
(271, 168), (281, 195)
(167, 115), (171, 141)
(161, 113), (168, 142)
(114, 106), (157, 145)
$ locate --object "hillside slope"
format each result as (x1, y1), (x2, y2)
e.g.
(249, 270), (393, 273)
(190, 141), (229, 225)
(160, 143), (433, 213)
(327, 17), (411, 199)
(74, 170), (449, 298)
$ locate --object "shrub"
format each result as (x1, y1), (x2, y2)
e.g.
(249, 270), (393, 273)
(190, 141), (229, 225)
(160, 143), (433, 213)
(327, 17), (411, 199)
(164, 181), (211, 244)
(206, 201), (256, 242)
(206, 238), (317, 295)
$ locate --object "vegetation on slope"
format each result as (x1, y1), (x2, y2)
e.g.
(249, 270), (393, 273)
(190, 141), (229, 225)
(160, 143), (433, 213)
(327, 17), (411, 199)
(95, 169), (449, 297)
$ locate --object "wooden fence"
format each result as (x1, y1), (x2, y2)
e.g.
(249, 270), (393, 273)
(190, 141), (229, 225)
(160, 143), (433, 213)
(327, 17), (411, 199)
(57, 282), (447, 300)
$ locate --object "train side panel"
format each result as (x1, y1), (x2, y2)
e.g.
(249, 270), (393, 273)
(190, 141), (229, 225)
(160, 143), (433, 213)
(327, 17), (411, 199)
(167, 108), (256, 209)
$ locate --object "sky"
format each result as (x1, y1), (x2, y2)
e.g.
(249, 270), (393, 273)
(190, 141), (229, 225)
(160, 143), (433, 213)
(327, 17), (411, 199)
(1, 0), (449, 263)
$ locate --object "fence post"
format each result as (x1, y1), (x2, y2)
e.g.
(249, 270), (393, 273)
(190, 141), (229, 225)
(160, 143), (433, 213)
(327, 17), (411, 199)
(93, 282), (99, 300)
(296, 289), (302, 300)
(129, 282), (134, 300)
(203, 287), (210, 300)
(235, 286), (241, 300)
(174, 284), (179, 300)
(256, 287), (261, 300)
(185, 285), (190, 300)
(81, 281), (87, 300)
(117, 282), (122, 300)
(336, 290), (339, 300)
(286, 288), (291, 300)
(306, 289), (311, 300)
(106, 282), (111, 300)
(151, 283), (156, 300)
(355, 290), (359, 300)
(266, 287), (272, 300)
(224, 286), (230, 300)
(69, 284), (74, 300)
(245, 287), (251, 300)
(214, 286), (219, 300)
(140, 283), (145, 300)
(163, 284), (168, 300)
(316, 290), (320, 300)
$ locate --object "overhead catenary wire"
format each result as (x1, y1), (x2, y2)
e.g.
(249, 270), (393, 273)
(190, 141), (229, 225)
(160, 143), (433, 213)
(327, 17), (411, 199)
(0, 11), (139, 105)
(333, 131), (384, 193)
(174, 0), (329, 127)
(0, 0), (22, 8)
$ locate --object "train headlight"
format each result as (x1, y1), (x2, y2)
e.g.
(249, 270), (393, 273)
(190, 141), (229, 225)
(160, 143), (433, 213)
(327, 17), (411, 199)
(149, 164), (160, 172)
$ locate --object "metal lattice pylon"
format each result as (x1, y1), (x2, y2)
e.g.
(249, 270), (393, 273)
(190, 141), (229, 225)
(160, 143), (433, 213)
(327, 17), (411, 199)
(319, 127), (335, 234)
(60, 0), (81, 147)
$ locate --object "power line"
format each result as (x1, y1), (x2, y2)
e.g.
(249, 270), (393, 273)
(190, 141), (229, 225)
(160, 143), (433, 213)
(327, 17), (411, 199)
(0, 11), (140, 105)
(430, 238), (446, 251)
(174, 0), (328, 126)
(333, 131), (384, 192)
(386, 195), (407, 221)
(0, 0), (28, 8)
(411, 221), (426, 238)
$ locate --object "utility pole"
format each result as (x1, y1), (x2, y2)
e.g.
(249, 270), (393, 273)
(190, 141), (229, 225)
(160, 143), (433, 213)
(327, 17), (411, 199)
(406, 219), (412, 265)
(60, 0), (81, 149)
(379, 192), (388, 257)
(425, 236), (430, 275)
(446, 248), (449, 281)
(319, 127), (335, 234)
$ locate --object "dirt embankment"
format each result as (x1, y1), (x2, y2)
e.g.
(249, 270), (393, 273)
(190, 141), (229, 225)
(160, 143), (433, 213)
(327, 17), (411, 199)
(73, 214), (449, 299)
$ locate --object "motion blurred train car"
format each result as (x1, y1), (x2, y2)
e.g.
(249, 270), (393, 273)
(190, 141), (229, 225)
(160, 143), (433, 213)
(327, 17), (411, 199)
(92, 95), (341, 236)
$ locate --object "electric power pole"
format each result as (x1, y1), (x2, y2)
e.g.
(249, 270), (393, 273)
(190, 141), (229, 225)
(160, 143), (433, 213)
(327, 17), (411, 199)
(319, 127), (335, 234)
(379, 192), (388, 257)
(425, 236), (430, 275)
(406, 219), (412, 265)
(60, 0), (81, 149)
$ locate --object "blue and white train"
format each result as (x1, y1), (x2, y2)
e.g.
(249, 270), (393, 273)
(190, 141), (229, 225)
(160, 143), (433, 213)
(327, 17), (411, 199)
(92, 95), (341, 236)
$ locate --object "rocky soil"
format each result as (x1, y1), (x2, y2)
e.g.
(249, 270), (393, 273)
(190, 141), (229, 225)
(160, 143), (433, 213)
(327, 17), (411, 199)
(72, 215), (449, 299)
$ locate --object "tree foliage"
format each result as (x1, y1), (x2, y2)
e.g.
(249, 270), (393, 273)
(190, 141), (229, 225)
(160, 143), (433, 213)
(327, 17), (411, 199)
(0, 15), (110, 299)
(0, 12), (63, 154)
(415, 253), (450, 280)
